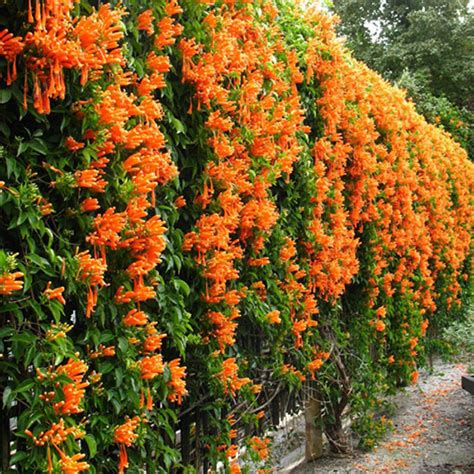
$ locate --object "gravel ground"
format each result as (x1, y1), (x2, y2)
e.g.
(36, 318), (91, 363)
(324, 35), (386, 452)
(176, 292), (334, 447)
(275, 359), (474, 474)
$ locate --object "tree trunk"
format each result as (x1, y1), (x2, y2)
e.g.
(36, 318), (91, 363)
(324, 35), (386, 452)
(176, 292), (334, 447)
(325, 418), (348, 454)
(305, 395), (323, 461)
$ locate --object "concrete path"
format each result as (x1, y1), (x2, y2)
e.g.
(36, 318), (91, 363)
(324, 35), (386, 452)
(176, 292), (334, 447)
(275, 360), (474, 474)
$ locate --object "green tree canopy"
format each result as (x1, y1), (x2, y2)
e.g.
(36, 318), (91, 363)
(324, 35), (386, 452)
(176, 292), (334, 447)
(332, 0), (474, 154)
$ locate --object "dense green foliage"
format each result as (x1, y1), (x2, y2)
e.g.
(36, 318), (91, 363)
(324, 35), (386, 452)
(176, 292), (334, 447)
(0, 1), (471, 473)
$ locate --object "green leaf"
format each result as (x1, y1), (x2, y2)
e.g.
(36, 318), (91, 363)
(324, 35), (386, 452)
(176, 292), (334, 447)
(2, 386), (13, 408)
(84, 434), (97, 458)
(111, 398), (121, 415)
(99, 331), (115, 344)
(0, 121), (10, 137)
(17, 141), (29, 156)
(118, 336), (128, 353)
(100, 362), (114, 374)
(173, 279), (190, 297)
(54, 353), (64, 366)
(24, 345), (36, 368)
(28, 139), (48, 155)
(0, 89), (12, 104)
(11, 332), (36, 344)
(14, 378), (35, 394)
(0, 327), (14, 338)
(9, 451), (29, 465)
(6, 156), (19, 178)
(115, 368), (123, 387)
(28, 254), (50, 269)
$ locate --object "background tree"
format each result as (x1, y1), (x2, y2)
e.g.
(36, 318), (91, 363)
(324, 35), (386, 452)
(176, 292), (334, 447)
(332, 0), (474, 157)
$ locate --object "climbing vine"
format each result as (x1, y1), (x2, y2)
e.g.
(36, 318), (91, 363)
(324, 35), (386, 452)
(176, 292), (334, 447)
(0, 0), (472, 472)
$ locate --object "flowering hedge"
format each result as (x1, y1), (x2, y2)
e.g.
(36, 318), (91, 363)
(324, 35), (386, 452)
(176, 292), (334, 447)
(0, 0), (472, 472)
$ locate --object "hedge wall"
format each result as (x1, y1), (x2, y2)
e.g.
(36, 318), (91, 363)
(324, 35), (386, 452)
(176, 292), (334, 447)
(0, 0), (472, 472)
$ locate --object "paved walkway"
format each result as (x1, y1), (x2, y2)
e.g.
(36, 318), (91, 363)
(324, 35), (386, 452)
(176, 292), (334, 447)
(285, 360), (474, 473)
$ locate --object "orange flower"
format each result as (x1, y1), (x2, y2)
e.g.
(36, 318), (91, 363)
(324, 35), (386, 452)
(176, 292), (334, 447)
(249, 436), (270, 461)
(123, 308), (148, 326)
(77, 251), (107, 287)
(174, 195), (186, 208)
(75, 169), (107, 193)
(375, 320), (386, 332)
(154, 17), (183, 50)
(227, 444), (238, 458)
(230, 462), (241, 474)
(103, 346), (115, 357)
(89, 344), (115, 359)
(266, 310), (281, 324)
(37, 197), (54, 216)
(165, 0), (183, 16)
(0, 29), (24, 85)
(307, 358), (325, 379)
(44, 281), (66, 305)
(114, 416), (141, 474)
(421, 319), (429, 336)
(87, 208), (126, 252)
(80, 198), (100, 212)
(18, 2), (127, 114)
(217, 358), (251, 396)
(54, 446), (90, 474)
(292, 319), (308, 349)
(147, 51), (171, 74)
(0, 271), (23, 295)
(25, 418), (84, 447)
(114, 416), (140, 446)
(409, 337), (418, 350)
(77, 251), (107, 318)
(143, 333), (166, 352)
(248, 257), (270, 267)
(252, 281), (267, 299)
(166, 358), (187, 404)
(53, 358), (89, 415)
(280, 238), (297, 262)
(65, 137), (85, 152)
(140, 354), (164, 380)
(115, 281), (156, 304)
(208, 310), (239, 351)
(0, 29), (24, 62)
(125, 216), (167, 279)
(137, 10), (154, 36)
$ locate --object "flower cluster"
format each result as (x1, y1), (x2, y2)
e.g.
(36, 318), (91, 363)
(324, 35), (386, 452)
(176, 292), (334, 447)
(0, 271), (24, 295)
(31, 357), (89, 473)
(303, 6), (472, 381)
(114, 416), (141, 474)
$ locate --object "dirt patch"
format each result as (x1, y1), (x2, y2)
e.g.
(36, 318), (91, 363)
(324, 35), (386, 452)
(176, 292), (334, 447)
(274, 359), (474, 473)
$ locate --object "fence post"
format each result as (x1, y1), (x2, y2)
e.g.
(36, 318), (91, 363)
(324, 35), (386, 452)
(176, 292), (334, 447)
(180, 410), (190, 469)
(0, 312), (10, 471)
(0, 400), (9, 471)
(195, 413), (201, 473)
(202, 412), (209, 474)
(271, 391), (280, 427)
(305, 394), (323, 461)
